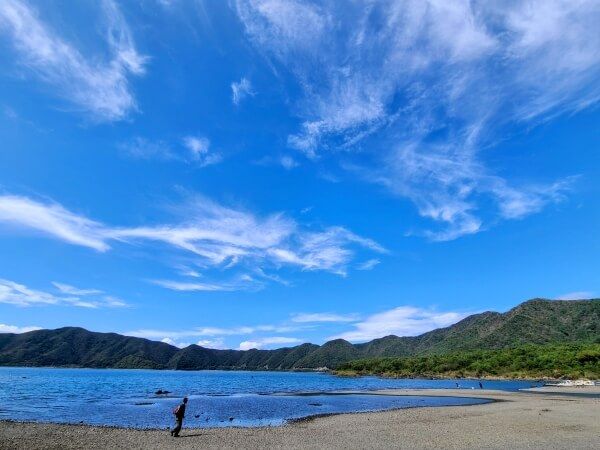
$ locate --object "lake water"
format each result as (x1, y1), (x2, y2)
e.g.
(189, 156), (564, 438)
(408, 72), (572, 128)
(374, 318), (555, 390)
(0, 368), (539, 428)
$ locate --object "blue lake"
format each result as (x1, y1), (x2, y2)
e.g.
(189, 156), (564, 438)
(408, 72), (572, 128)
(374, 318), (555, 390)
(0, 368), (539, 428)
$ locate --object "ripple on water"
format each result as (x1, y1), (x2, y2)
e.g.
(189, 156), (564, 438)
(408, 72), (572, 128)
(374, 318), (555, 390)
(0, 367), (531, 429)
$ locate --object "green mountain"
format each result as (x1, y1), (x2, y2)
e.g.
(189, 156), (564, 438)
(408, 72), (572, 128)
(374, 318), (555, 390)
(0, 299), (598, 370)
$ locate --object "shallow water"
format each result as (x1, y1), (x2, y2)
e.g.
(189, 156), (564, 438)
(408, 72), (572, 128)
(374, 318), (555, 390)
(0, 368), (539, 428)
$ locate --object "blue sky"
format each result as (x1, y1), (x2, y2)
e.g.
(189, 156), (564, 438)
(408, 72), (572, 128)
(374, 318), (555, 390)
(0, 0), (598, 350)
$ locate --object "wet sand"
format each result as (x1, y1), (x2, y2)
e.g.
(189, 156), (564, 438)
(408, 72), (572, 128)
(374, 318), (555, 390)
(1, 387), (598, 449)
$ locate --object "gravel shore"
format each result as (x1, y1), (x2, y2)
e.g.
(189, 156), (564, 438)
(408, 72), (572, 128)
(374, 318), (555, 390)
(1, 388), (598, 449)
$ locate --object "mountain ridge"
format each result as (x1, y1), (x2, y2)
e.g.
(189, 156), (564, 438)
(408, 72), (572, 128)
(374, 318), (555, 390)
(1, 298), (598, 370)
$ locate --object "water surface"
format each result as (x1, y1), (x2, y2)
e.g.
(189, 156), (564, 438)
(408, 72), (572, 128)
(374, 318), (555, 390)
(0, 368), (538, 428)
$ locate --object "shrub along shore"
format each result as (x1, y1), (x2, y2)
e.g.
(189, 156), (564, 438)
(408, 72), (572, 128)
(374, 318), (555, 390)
(334, 343), (600, 380)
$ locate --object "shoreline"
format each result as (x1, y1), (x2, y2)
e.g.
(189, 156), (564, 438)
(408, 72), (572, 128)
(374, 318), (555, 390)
(0, 391), (497, 432)
(1, 365), (572, 383)
(1, 387), (598, 449)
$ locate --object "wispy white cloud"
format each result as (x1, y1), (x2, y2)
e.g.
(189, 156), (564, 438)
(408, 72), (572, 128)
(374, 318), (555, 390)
(182, 136), (209, 157)
(161, 337), (189, 348)
(238, 336), (301, 350)
(369, 145), (576, 241)
(3, 105), (18, 120)
(150, 279), (235, 292)
(0, 0), (146, 121)
(0, 323), (42, 334)
(195, 338), (226, 349)
(268, 226), (386, 276)
(236, 0), (599, 239)
(0, 195), (109, 251)
(0, 279), (58, 307)
(122, 135), (222, 167)
(279, 155), (298, 170)
(182, 136), (222, 166)
(253, 154), (300, 170)
(237, 0), (328, 62)
(102, 296), (128, 307)
(0, 193), (382, 280)
(177, 267), (202, 278)
(153, 272), (272, 292)
(127, 323), (300, 343)
(331, 305), (469, 343)
(52, 282), (103, 296)
(291, 312), (357, 323)
(0, 278), (128, 308)
(231, 77), (255, 105)
(356, 259), (379, 271)
(120, 137), (175, 161)
(556, 291), (595, 301)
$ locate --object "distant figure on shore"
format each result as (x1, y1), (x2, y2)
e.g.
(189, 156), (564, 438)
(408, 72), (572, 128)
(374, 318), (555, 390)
(170, 397), (188, 437)
(455, 382), (459, 388)
(479, 381), (483, 389)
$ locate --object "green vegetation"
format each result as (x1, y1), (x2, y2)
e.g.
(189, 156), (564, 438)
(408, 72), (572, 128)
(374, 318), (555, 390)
(0, 299), (598, 371)
(336, 343), (600, 379)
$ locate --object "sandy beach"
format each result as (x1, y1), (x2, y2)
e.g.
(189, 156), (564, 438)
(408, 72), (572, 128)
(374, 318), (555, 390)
(1, 387), (598, 449)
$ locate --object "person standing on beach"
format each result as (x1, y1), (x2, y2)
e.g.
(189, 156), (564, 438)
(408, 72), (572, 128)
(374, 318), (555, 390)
(170, 397), (188, 437)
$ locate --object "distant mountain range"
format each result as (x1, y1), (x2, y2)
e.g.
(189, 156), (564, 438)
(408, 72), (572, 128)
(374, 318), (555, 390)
(1, 299), (598, 370)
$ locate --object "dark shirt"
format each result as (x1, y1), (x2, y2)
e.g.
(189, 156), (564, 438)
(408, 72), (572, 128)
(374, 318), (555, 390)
(175, 403), (186, 420)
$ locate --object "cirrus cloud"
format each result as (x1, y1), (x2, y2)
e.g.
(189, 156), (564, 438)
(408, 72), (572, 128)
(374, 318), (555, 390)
(0, 193), (384, 284)
(0, 0), (146, 121)
(236, 0), (599, 240)
(291, 312), (358, 323)
(0, 278), (128, 309)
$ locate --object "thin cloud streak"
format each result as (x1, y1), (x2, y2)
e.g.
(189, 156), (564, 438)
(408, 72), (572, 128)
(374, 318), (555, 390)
(52, 282), (103, 296)
(0, 195), (109, 251)
(556, 291), (595, 301)
(291, 313), (358, 323)
(127, 323), (301, 340)
(151, 280), (236, 292)
(0, 278), (128, 308)
(356, 259), (380, 271)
